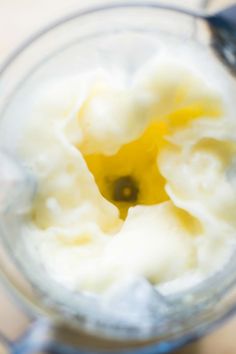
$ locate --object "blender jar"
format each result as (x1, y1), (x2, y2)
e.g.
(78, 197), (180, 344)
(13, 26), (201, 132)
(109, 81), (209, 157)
(0, 2), (236, 353)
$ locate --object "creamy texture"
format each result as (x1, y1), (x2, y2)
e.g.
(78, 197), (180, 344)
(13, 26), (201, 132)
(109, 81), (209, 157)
(20, 54), (236, 294)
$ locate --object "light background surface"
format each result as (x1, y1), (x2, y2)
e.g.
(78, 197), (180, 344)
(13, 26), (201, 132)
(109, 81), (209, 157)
(0, 0), (236, 353)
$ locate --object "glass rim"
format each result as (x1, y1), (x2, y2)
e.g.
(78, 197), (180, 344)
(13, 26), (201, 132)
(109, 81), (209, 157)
(0, 1), (206, 79)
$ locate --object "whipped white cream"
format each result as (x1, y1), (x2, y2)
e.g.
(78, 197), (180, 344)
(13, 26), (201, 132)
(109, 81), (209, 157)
(18, 48), (236, 294)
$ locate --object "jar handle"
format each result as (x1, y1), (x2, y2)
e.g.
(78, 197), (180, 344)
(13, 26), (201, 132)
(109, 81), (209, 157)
(0, 319), (54, 354)
(0, 331), (11, 349)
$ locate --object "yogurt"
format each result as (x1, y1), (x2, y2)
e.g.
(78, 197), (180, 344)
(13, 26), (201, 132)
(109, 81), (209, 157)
(18, 49), (236, 294)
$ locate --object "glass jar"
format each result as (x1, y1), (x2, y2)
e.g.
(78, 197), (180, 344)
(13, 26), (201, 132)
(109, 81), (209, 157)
(0, 2), (236, 353)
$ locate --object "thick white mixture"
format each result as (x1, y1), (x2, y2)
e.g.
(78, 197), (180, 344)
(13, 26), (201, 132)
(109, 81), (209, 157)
(19, 50), (236, 294)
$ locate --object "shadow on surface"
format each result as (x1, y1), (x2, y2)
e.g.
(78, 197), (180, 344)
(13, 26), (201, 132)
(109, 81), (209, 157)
(173, 341), (200, 354)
